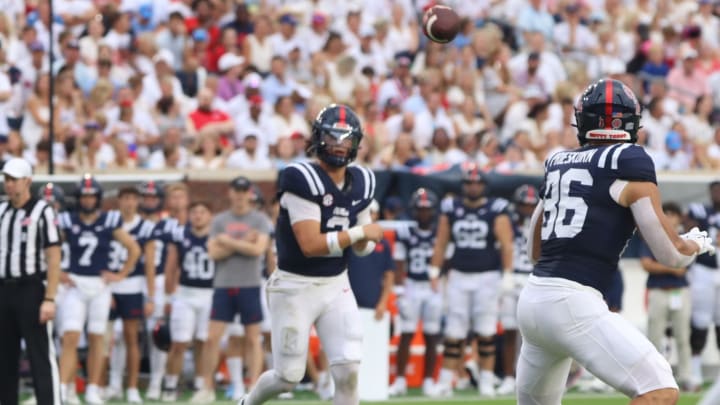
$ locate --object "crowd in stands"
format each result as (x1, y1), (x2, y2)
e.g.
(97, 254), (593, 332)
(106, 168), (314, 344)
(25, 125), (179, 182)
(1, 0), (720, 175)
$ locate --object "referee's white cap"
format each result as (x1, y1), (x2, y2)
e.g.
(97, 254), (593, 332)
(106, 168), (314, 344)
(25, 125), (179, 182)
(3, 158), (32, 179)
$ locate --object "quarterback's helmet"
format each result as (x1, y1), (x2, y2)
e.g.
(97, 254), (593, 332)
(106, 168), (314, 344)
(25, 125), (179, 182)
(309, 104), (363, 167)
(575, 78), (642, 146)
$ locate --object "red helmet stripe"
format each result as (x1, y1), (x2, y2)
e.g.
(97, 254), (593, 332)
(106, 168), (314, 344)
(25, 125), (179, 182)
(604, 80), (613, 129)
(339, 105), (346, 126)
(148, 181), (155, 193)
(44, 185), (53, 199)
(84, 177), (91, 190)
(527, 186), (535, 201)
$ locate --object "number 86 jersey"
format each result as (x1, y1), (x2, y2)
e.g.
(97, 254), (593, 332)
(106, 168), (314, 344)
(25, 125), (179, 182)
(533, 143), (656, 293)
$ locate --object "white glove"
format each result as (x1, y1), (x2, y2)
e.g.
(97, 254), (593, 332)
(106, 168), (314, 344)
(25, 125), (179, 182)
(681, 227), (716, 256)
(501, 271), (515, 294)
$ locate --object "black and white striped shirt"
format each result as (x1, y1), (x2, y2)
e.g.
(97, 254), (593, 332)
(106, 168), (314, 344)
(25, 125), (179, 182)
(0, 198), (61, 279)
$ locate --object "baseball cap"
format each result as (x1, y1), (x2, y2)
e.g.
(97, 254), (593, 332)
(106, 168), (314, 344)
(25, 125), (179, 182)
(0, 134), (8, 143)
(249, 94), (263, 105)
(394, 51), (413, 67)
(666, 131), (683, 151)
(139, 3), (153, 19)
(360, 25), (375, 38)
(243, 72), (263, 89)
(3, 158), (32, 179)
(312, 12), (326, 25)
(192, 28), (209, 42)
(230, 176), (252, 191)
(29, 41), (44, 52)
(218, 52), (245, 71)
(279, 13), (297, 26)
(153, 49), (174, 66)
(66, 39), (80, 49)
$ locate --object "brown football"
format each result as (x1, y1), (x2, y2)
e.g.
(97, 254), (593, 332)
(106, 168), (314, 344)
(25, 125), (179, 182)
(422, 5), (460, 44)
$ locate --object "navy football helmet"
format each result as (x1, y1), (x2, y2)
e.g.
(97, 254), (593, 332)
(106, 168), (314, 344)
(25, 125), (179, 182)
(138, 180), (165, 214)
(513, 184), (540, 206)
(152, 321), (171, 352)
(309, 104), (363, 167)
(75, 174), (103, 214)
(38, 183), (65, 209)
(410, 188), (439, 227)
(575, 78), (642, 146)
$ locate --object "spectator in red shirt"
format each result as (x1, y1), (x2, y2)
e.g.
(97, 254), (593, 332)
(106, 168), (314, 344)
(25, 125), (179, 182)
(186, 87), (234, 147)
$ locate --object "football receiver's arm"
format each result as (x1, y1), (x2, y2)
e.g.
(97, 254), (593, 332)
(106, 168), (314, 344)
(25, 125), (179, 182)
(429, 214), (450, 280)
(617, 181), (705, 267)
(494, 213), (514, 273)
(527, 203), (543, 264)
(283, 193), (383, 257)
(208, 237), (235, 260)
(112, 228), (142, 279)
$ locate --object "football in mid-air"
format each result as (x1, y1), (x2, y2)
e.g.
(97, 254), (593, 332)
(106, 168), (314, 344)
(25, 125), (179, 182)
(422, 5), (460, 44)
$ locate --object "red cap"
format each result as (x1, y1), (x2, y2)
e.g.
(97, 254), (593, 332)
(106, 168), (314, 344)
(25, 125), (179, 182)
(119, 99), (133, 108)
(249, 94), (263, 105)
(290, 131), (304, 140)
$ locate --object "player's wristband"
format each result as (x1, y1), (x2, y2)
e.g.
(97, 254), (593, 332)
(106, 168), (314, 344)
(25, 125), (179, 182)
(347, 226), (366, 244)
(326, 231), (343, 256)
(428, 265), (441, 279)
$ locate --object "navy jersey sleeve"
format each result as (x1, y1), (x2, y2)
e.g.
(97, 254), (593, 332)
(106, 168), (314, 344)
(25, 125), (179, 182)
(490, 198), (511, 216)
(349, 165), (377, 206)
(104, 210), (123, 232)
(638, 239), (654, 260)
(278, 162), (326, 202)
(381, 239), (395, 272)
(138, 220), (156, 246)
(613, 144), (657, 184)
(687, 203), (708, 222)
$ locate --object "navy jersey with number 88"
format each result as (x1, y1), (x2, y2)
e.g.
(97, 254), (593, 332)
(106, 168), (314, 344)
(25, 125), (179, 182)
(533, 143), (656, 293)
(394, 225), (436, 281)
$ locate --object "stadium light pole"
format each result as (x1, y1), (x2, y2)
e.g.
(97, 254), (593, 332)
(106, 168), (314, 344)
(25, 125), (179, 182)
(48, 0), (55, 175)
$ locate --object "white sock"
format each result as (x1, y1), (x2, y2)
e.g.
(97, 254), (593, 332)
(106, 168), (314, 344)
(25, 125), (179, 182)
(86, 384), (101, 396)
(480, 370), (495, 385)
(110, 339), (127, 389)
(194, 376), (205, 391)
(164, 375), (179, 390)
(246, 370), (296, 405)
(423, 377), (434, 386)
(264, 351), (273, 369)
(394, 376), (406, 386)
(439, 368), (454, 385)
(692, 355), (703, 380)
(60, 384), (68, 400)
(227, 357), (245, 390)
(149, 343), (168, 388)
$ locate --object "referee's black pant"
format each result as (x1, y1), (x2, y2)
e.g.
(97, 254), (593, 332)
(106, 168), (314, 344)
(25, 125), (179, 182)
(0, 278), (61, 405)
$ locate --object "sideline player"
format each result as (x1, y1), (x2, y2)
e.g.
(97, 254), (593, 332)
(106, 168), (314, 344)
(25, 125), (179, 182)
(57, 176), (141, 405)
(497, 184), (539, 396)
(389, 188), (443, 397)
(431, 164), (515, 398)
(240, 104), (384, 405)
(516, 78), (715, 405)
(105, 186), (156, 403)
(686, 181), (720, 387)
(162, 201), (215, 401)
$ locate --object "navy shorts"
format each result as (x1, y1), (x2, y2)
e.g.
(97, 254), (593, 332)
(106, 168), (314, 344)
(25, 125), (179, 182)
(109, 293), (144, 320)
(211, 287), (263, 325)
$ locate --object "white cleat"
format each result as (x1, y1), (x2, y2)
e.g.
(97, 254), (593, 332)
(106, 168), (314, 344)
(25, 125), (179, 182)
(22, 395), (37, 405)
(388, 378), (407, 396)
(315, 372), (334, 400)
(455, 377), (471, 390)
(161, 390), (178, 402)
(496, 376), (516, 396)
(428, 382), (453, 398)
(103, 385), (122, 401)
(85, 390), (105, 405)
(127, 388), (143, 404)
(421, 379), (438, 397)
(278, 392), (294, 399)
(146, 384), (161, 401)
(479, 371), (496, 398)
(232, 384), (247, 401)
(66, 389), (83, 405)
(237, 394), (247, 405)
(189, 388), (216, 404)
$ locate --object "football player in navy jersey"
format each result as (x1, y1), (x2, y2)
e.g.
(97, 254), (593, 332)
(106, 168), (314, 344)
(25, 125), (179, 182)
(162, 201), (215, 402)
(686, 181), (720, 387)
(430, 164), (515, 398)
(56, 175), (141, 405)
(137, 180), (176, 399)
(497, 184), (539, 396)
(240, 104), (383, 405)
(105, 186), (156, 403)
(389, 188), (443, 397)
(516, 78), (715, 405)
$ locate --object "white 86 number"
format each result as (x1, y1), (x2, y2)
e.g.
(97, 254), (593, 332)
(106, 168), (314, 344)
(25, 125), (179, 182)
(541, 168), (593, 240)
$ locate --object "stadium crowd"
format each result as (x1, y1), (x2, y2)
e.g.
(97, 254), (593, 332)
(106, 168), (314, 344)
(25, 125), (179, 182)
(0, 0), (720, 173)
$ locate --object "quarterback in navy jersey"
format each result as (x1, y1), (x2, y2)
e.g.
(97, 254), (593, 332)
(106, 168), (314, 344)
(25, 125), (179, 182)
(105, 186), (157, 403)
(242, 105), (384, 405)
(517, 79), (715, 405)
(56, 175), (141, 405)
(390, 188), (443, 397)
(685, 181), (720, 388)
(431, 164), (515, 398)
(163, 201), (215, 401)
(497, 184), (540, 396)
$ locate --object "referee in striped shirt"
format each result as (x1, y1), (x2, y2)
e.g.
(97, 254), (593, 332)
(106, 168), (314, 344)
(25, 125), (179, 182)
(0, 158), (61, 404)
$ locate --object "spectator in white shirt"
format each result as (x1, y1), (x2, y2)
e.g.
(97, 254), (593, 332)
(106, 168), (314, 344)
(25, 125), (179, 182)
(234, 94), (277, 156)
(189, 132), (226, 169)
(269, 13), (304, 59)
(271, 95), (310, 140)
(642, 96), (675, 151)
(302, 12), (330, 55)
(225, 132), (273, 170)
(651, 130), (692, 171)
(141, 49), (186, 108)
(146, 127), (189, 169)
